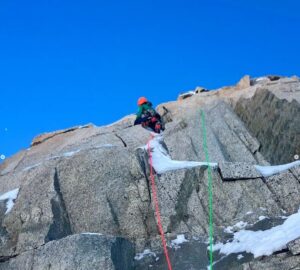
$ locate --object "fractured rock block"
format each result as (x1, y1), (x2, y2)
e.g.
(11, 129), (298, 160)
(288, 238), (300, 255)
(219, 162), (262, 180)
(0, 234), (135, 270)
(264, 171), (300, 214)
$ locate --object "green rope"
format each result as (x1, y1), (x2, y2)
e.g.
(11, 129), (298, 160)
(201, 110), (214, 270)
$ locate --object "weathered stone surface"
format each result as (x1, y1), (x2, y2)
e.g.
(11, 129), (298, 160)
(162, 101), (264, 165)
(288, 238), (300, 255)
(0, 141), (153, 256)
(242, 252), (300, 270)
(267, 75), (283, 81)
(156, 104), (174, 125)
(291, 165), (300, 182)
(31, 124), (94, 146)
(0, 202), (5, 223)
(207, 102), (262, 164)
(178, 91), (195, 101)
(114, 125), (153, 149)
(251, 76), (271, 86)
(0, 170), (25, 195)
(236, 75), (251, 90)
(55, 146), (154, 242)
(219, 162), (262, 180)
(0, 201), (8, 251)
(1, 75), (300, 269)
(0, 150), (26, 176)
(153, 167), (209, 235)
(221, 107), (261, 155)
(195, 86), (208, 93)
(0, 234), (135, 270)
(135, 237), (209, 270)
(103, 114), (136, 131)
(152, 165), (282, 237)
(0, 123), (149, 177)
(264, 171), (300, 214)
(235, 88), (300, 164)
(1, 161), (69, 256)
(0, 250), (35, 270)
(163, 114), (227, 163)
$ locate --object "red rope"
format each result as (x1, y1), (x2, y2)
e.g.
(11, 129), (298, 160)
(147, 135), (173, 270)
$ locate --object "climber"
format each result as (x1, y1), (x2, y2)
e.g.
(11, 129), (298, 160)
(134, 97), (164, 133)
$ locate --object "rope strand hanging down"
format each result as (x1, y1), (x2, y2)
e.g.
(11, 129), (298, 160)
(147, 135), (173, 270)
(201, 110), (214, 270)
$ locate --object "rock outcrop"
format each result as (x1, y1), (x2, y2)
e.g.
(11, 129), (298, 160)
(0, 75), (300, 269)
(0, 234), (135, 270)
(235, 88), (300, 164)
(236, 75), (251, 90)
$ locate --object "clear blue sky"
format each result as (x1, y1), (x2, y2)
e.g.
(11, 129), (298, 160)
(1, 0), (300, 160)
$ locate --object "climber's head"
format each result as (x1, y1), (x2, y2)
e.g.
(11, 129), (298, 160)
(137, 97), (148, 106)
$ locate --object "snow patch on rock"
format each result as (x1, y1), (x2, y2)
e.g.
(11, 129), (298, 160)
(224, 221), (248, 234)
(0, 188), (19, 214)
(80, 232), (103, 236)
(258, 216), (268, 221)
(237, 254), (244, 260)
(255, 161), (300, 177)
(63, 150), (81, 157)
(134, 249), (157, 261)
(170, 234), (189, 250)
(213, 206), (300, 258)
(145, 135), (218, 174)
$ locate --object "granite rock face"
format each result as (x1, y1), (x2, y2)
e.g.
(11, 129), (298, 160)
(0, 234), (135, 270)
(0, 75), (300, 269)
(219, 162), (262, 180)
(236, 75), (251, 90)
(235, 87), (300, 164)
(241, 253), (300, 270)
(288, 238), (300, 256)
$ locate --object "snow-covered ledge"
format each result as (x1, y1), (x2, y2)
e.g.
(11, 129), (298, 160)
(143, 134), (300, 178)
(255, 161), (300, 177)
(144, 135), (217, 174)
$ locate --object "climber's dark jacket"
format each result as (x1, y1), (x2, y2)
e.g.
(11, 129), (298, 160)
(134, 102), (163, 133)
(134, 102), (160, 124)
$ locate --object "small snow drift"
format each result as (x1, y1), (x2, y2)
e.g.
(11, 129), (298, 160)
(134, 249), (157, 261)
(170, 234), (189, 250)
(81, 232), (103, 236)
(224, 221), (248, 234)
(63, 150), (81, 157)
(0, 188), (19, 214)
(212, 206), (300, 258)
(255, 161), (300, 177)
(145, 135), (218, 174)
(178, 91), (196, 100)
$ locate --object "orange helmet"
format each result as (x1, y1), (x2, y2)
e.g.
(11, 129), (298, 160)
(137, 97), (148, 106)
